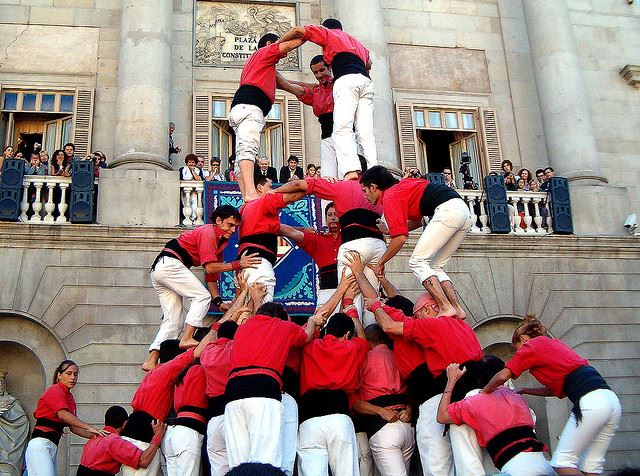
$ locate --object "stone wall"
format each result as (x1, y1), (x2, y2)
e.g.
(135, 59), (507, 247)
(0, 222), (639, 473)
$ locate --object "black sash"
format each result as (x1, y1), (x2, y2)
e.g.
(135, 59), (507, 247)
(563, 365), (610, 422)
(319, 263), (338, 290)
(120, 410), (154, 443)
(355, 394), (408, 438)
(174, 416), (206, 435)
(238, 233), (278, 265)
(35, 417), (64, 433)
(318, 113), (334, 139)
(339, 209), (384, 243)
(231, 85), (272, 117)
(406, 363), (445, 407)
(225, 373), (282, 403)
(76, 465), (114, 476)
(419, 183), (461, 218)
(299, 389), (350, 423)
(151, 238), (193, 270)
(207, 395), (227, 419)
(32, 429), (62, 446)
(331, 52), (370, 80)
(486, 426), (545, 470)
(282, 366), (300, 400)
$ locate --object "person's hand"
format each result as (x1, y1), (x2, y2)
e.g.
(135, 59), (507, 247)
(219, 302), (231, 312)
(88, 425), (110, 437)
(376, 218), (389, 235)
(175, 146), (181, 153)
(446, 363), (466, 383)
(364, 296), (381, 312)
(151, 420), (167, 438)
(308, 313), (326, 327)
(343, 251), (365, 274)
(398, 407), (412, 423)
(343, 274), (360, 301)
(239, 252), (261, 269)
(230, 306), (252, 324)
(235, 271), (248, 291)
(323, 176), (339, 183)
(378, 408), (399, 423)
(369, 262), (385, 279)
(250, 283), (268, 303)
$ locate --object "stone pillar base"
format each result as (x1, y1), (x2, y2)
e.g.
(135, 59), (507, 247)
(110, 152), (173, 171)
(569, 184), (630, 236)
(97, 168), (179, 227)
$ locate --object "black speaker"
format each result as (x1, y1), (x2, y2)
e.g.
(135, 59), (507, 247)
(425, 172), (446, 185)
(484, 174), (511, 233)
(70, 161), (95, 223)
(549, 176), (573, 234)
(0, 159), (25, 221)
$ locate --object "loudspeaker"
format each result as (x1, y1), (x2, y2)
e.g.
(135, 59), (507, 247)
(484, 174), (511, 233)
(549, 176), (573, 234)
(425, 172), (446, 185)
(0, 159), (25, 221)
(70, 161), (95, 223)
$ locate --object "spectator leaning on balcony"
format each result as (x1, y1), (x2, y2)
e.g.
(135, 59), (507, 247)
(39, 150), (50, 175)
(93, 151), (108, 178)
(443, 167), (456, 188)
(225, 154), (238, 182)
(180, 154), (204, 181)
(25, 152), (47, 176)
(279, 155), (304, 183)
(63, 142), (78, 163)
(501, 159), (518, 191)
(210, 157), (225, 181)
(196, 155), (211, 181)
(541, 167), (554, 192)
(50, 149), (70, 177)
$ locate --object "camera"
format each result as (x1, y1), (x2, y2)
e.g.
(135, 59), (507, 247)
(459, 152), (478, 190)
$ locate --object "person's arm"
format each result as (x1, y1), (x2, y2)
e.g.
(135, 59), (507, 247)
(343, 251), (377, 299)
(278, 38), (305, 55)
(314, 272), (351, 317)
(351, 311), (365, 339)
(367, 300), (404, 336)
(58, 410), (109, 437)
(305, 313), (325, 342)
(481, 367), (513, 394)
(437, 363), (466, 424)
(138, 420), (167, 468)
(279, 26), (307, 42)
(276, 72), (307, 98)
(279, 223), (305, 244)
(203, 251), (262, 275)
(273, 178), (309, 195)
(408, 219), (423, 231)
(374, 235), (408, 276)
(377, 274), (399, 298)
(516, 386), (555, 397)
(352, 400), (399, 423)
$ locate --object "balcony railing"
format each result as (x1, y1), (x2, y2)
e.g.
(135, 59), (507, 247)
(19, 176), (72, 223)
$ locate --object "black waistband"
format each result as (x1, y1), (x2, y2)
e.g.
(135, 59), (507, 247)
(121, 410), (154, 443)
(282, 366), (300, 399)
(238, 233), (278, 265)
(299, 389), (350, 423)
(318, 113), (334, 139)
(225, 373), (282, 403)
(339, 209), (384, 243)
(177, 405), (207, 417)
(35, 417), (65, 434)
(356, 394), (409, 438)
(231, 85), (272, 117)
(76, 465), (115, 476)
(564, 365), (610, 422)
(331, 52), (370, 80)
(174, 417), (206, 435)
(420, 183), (461, 218)
(486, 425), (544, 470)
(152, 238), (193, 270)
(32, 428), (62, 446)
(319, 263), (338, 290)
(406, 363), (445, 406)
(207, 394), (227, 418)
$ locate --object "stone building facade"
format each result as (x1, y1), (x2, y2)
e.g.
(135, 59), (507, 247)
(0, 0), (639, 473)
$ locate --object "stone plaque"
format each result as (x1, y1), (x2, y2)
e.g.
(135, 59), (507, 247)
(195, 1), (299, 69)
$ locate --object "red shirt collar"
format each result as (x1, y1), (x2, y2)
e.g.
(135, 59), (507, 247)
(103, 426), (118, 435)
(213, 225), (230, 246)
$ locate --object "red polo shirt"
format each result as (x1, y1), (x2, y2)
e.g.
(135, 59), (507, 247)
(201, 338), (234, 398)
(239, 43), (287, 103)
(306, 177), (382, 217)
(238, 193), (287, 249)
(299, 81), (334, 117)
(79, 427), (142, 472)
(298, 230), (339, 268)
(33, 382), (76, 432)
(177, 224), (230, 269)
(380, 178), (428, 237)
(131, 349), (194, 420)
(229, 314), (308, 385)
(174, 364), (207, 414)
(403, 316), (483, 377)
(300, 334), (368, 396)
(506, 335), (588, 398)
(383, 305), (427, 381)
(357, 344), (405, 401)
(302, 25), (370, 66)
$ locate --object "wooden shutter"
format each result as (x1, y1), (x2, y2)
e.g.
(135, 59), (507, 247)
(395, 102), (418, 169)
(72, 88), (94, 157)
(480, 107), (503, 173)
(193, 93), (211, 159)
(286, 98), (304, 161)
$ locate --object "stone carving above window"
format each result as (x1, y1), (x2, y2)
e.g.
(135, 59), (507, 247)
(195, 1), (299, 69)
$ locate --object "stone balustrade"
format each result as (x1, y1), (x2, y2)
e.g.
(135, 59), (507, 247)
(19, 175), (72, 223)
(180, 180), (205, 227)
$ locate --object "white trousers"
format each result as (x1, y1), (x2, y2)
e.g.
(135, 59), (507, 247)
(280, 393), (298, 476)
(239, 257), (275, 304)
(297, 414), (359, 476)
(121, 436), (162, 476)
(24, 437), (57, 476)
(501, 451), (555, 476)
(408, 198), (472, 284)
(448, 423), (485, 476)
(162, 424), (203, 476)
(229, 104), (265, 166)
(337, 237), (386, 327)
(320, 136), (338, 179)
(149, 257), (211, 352)
(369, 421), (415, 476)
(415, 394), (453, 476)
(207, 415), (228, 476)
(551, 388), (621, 474)
(357, 431), (377, 476)
(332, 73), (376, 178)
(224, 397), (283, 469)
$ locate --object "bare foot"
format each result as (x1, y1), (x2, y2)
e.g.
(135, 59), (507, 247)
(243, 193), (259, 203)
(435, 305), (457, 318)
(142, 354), (158, 372)
(179, 337), (199, 350)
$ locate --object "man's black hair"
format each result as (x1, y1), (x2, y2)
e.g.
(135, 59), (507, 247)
(258, 33), (279, 49)
(63, 142), (75, 151)
(465, 355), (505, 389)
(218, 320), (239, 340)
(324, 201), (335, 216)
(105, 405), (129, 429)
(385, 295), (414, 317)
(255, 174), (271, 187)
(360, 165), (398, 190)
(544, 166), (554, 173)
(211, 204), (241, 223)
(358, 154), (368, 174)
(535, 168), (544, 175)
(364, 323), (390, 347)
(287, 155), (299, 163)
(256, 302), (289, 321)
(310, 54), (327, 68)
(322, 18), (343, 30)
(226, 463), (286, 476)
(324, 312), (355, 338)
(159, 339), (184, 363)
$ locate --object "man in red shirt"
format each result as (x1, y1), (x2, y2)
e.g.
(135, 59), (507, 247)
(143, 205), (260, 371)
(281, 20), (376, 178)
(229, 33), (303, 202)
(276, 55), (337, 177)
(360, 165), (472, 319)
(77, 406), (166, 476)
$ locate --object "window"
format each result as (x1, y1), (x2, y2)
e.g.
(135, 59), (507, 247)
(1, 90), (76, 114)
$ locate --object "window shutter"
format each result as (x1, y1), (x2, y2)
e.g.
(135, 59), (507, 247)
(193, 93), (211, 159)
(72, 89), (94, 157)
(480, 107), (503, 172)
(285, 98), (304, 161)
(395, 102), (417, 169)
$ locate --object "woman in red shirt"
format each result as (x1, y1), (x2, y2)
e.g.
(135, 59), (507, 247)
(483, 316), (621, 476)
(25, 360), (108, 476)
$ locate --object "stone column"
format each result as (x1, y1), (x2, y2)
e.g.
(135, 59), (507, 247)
(333, 0), (399, 169)
(522, 0), (604, 184)
(98, 0), (179, 226)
